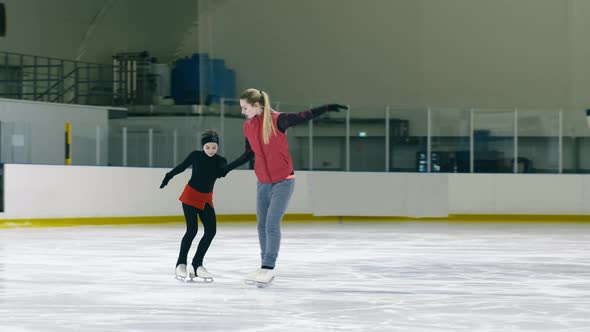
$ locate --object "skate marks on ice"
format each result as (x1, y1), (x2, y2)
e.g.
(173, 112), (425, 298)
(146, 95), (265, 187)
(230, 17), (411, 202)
(1, 222), (590, 331)
(276, 222), (590, 330)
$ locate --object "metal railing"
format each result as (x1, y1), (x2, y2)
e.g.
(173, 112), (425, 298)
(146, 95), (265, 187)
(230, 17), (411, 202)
(0, 51), (156, 106)
(3, 98), (589, 174)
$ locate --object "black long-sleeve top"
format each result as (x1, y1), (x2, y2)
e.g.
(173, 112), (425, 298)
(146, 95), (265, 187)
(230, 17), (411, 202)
(166, 150), (227, 193)
(225, 107), (333, 172)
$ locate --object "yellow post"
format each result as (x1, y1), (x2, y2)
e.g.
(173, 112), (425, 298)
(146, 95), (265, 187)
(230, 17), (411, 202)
(65, 122), (71, 165)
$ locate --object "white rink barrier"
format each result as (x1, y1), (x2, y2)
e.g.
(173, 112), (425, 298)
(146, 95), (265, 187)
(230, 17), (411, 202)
(2, 164), (589, 220)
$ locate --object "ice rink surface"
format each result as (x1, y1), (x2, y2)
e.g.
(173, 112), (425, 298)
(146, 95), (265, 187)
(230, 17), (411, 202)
(1, 221), (590, 331)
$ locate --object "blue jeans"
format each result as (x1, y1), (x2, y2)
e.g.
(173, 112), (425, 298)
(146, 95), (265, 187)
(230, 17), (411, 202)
(256, 178), (295, 268)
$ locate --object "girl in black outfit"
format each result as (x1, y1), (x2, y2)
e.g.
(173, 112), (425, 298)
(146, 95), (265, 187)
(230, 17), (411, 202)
(160, 130), (227, 282)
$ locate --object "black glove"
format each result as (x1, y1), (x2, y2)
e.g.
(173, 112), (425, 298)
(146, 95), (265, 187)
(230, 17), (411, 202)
(312, 104), (348, 114)
(160, 173), (172, 188)
(325, 104), (348, 112)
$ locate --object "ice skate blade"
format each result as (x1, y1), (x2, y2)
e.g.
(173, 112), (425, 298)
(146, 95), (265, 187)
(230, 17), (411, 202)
(186, 277), (214, 283)
(254, 277), (275, 288)
(200, 277), (214, 283)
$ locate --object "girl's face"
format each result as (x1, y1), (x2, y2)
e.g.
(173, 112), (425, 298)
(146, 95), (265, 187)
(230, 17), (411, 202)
(240, 99), (262, 119)
(203, 142), (218, 157)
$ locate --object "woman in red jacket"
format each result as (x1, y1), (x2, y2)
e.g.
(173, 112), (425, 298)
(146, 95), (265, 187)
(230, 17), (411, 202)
(224, 88), (346, 285)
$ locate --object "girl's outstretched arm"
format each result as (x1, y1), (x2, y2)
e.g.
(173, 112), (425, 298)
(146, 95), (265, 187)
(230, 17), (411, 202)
(160, 151), (196, 188)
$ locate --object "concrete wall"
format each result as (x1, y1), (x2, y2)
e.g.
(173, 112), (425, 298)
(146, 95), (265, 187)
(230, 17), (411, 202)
(3, 0), (590, 112)
(0, 0), (202, 63)
(186, 0), (588, 111)
(0, 98), (114, 165)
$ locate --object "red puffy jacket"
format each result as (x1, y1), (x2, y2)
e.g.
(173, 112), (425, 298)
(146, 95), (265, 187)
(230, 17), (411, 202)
(244, 112), (294, 183)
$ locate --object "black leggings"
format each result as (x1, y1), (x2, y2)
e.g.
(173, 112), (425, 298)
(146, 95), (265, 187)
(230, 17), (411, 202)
(176, 203), (217, 268)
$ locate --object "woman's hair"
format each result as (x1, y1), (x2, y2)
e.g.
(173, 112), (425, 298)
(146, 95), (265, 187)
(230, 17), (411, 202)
(240, 88), (276, 144)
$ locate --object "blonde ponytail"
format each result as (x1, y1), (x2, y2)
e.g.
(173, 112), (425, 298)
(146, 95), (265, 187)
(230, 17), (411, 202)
(260, 91), (276, 144)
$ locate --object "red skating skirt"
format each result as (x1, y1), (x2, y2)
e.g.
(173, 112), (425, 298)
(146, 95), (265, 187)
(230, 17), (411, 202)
(179, 184), (213, 210)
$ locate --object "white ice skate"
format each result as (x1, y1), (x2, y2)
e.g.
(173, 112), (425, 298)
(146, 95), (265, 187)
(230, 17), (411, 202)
(175, 264), (188, 281)
(188, 265), (214, 283)
(244, 268), (262, 285)
(254, 268), (275, 288)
